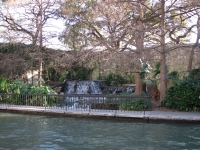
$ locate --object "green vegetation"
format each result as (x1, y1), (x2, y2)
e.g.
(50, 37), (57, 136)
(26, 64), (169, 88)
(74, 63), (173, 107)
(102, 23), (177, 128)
(119, 98), (150, 111)
(92, 96), (151, 111)
(45, 68), (69, 82)
(125, 74), (135, 84)
(0, 43), (15, 53)
(0, 78), (57, 107)
(0, 78), (56, 94)
(162, 68), (200, 111)
(105, 93), (151, 111)
(98, 73), (128, 86)
(67, 64), (93, 80)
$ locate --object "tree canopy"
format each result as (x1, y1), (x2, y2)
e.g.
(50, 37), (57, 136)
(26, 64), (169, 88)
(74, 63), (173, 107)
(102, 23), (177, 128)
(0, 0), (200, 101)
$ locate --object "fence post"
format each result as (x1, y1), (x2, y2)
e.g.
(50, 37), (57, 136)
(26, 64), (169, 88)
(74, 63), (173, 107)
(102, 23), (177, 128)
(89, 96), (91, 113)
(65, 95), (67, 111)
(7, 94), (9, 108)
(45, 95), (46, 111)
(114, 97), (117, 116)
(143, 98), (145, 116)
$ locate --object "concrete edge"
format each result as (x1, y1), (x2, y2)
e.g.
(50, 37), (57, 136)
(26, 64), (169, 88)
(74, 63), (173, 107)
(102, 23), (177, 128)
(0, 108), (200, 123)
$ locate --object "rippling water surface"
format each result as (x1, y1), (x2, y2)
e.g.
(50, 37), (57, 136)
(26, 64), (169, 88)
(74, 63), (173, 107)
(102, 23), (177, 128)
(0, 112), (200, 150)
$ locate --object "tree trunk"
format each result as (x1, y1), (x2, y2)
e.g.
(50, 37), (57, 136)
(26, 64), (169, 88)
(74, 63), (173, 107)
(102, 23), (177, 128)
(38, 52), (42, 86)
(159, 54), (167, 102)
(134, 1), (145, 96)
(134, 72), (143, 96)
(38, 0), (43, 87)
(188, 46), (195, 71)
(159, 0), (167, 102)
(188, 17), (200, 71)
(153, 85), (159, 101)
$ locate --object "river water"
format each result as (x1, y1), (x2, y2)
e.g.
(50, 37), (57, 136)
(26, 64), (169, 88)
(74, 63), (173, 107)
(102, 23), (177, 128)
(0, 112), (200, 150)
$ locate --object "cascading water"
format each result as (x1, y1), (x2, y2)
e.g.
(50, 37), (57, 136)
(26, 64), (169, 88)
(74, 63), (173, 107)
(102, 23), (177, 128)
(60, 80), (135, 109)
(60, 80), (105, 108)
(60, 80), (135, 95)
(60, 80), (104, 94)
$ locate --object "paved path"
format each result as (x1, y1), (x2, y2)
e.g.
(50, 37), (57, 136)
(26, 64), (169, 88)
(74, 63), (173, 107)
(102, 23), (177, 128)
(0, 105), (200, 122)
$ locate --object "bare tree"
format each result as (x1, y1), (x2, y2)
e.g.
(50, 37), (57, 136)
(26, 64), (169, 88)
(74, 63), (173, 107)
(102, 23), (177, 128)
(59, 0), (139, 77)
(159, 0), (167, 102)
(142, 0), (200, 101)
(59, 0), (199, 101)
(0, 0), (60, 85)
(183, 0), (200, 71)
(188, 17), (200, 71)
(60, 0), (159, 95)
(60, 0), (129, 52)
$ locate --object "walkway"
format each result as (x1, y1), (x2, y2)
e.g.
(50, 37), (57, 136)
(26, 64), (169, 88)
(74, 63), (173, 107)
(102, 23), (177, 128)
(0, 105), (200, 123)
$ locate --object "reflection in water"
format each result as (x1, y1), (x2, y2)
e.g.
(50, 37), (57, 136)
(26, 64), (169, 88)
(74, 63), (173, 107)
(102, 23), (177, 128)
(0, 112), (200, 150)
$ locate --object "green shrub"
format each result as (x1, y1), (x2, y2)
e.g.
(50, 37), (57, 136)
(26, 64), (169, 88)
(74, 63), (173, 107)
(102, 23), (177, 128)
(0, 78), (8, 93)
(188, 68), (200, 80)
(100, 73), (127, 86)
(125, 74), (135, 84)
(58, 70), (69, 82)
(0, 43), (15, 53)
(67, 64), (93, 80)
(0, 78), (57, 94)
(162, 76), (200, 111)
(0, 78), (57, 106)
(44, 68), (69, 82)
(120, 98), (150, 111)
(20, 84), (57, 95)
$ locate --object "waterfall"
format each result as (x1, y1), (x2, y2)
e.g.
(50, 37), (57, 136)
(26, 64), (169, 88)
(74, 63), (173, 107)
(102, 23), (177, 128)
(60, 80), (135, 95)
(59, 80), (135, 108)
(61, 80), (103, 94)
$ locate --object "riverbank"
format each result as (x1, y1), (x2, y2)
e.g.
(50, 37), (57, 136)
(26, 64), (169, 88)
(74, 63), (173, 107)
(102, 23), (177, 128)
(0, 105), (199, 123)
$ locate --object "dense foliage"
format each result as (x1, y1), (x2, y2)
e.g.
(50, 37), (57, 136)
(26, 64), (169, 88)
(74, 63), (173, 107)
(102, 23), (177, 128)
(0, 78), (57, 107)
(120, 98), (151, 111)
(66, 64), (93, 80)
(44, 68), (69, 82)
(104, 93), (150, 111)
(162, 69), (200, 111)
(0, 78), (57, 94)
(98, 73), (128, 86)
